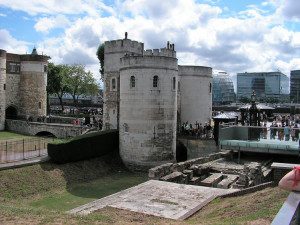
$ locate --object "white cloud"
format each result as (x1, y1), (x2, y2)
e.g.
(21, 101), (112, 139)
(280, 0), (300, 20)
(0, 0), (113, 16)
(2, 0), (300, 82)
(0, 29), (29, 53)
(34, 15), (70, 33)
(0, 13), (6, 17)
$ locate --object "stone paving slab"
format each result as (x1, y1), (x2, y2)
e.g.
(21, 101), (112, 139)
(69, 180), (238, 220)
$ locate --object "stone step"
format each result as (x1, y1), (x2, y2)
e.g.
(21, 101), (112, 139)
(200, 173), (223, 187)
(189, 176), (201, 185)
(217, 175), (239, 189)
(160, 172), (183, 183)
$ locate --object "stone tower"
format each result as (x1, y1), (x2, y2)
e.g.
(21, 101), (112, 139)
(178, 66), (212, 125)
(18, 48), (49, 118)
(102, 33), (144, 130)
(119, 45), (178, 170)
(0, 49), (6, 130)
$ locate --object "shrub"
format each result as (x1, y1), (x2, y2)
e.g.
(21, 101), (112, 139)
(48, 130), (118, 163)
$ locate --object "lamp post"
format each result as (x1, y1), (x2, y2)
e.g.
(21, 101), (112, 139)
(249, 90), (261, 140)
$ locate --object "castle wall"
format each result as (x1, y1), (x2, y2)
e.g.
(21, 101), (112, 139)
(102, 38), (144, 130)
(18, 61), (47, 117)
(0, 50), (6, 130)
(179, 65), (212, 126)
(119, 54), (178, 170)
(6, 73), (20, 108)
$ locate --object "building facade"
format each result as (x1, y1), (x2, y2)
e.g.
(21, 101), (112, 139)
(290, 70), (300, 103)
(0, 48), (49, 130)
(102, 33), (212, 170)
(212, 71), (235, 105)
(237, 72), (289, 101)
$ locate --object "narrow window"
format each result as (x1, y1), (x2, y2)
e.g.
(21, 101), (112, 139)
(153, 75), (158, 87)
(44, 65), (48, 72)
(172, 77), (176, 90)
(178, 81), (180, 91)
(112, 78), (116, 90)
(38, 102), (42, 109)
(3, 84), (5, 90)
(209, 83), (212, 93)
(130, 76), (135, 88)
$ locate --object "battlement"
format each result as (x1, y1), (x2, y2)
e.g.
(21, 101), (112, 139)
(120, 54), (178, 71)
(179, 65), (212, 77)
(105, 39), (144, 54)
(144, 47), (176, 58)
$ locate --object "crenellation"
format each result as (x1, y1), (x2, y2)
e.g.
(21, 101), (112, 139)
(103, 33), (212, 170)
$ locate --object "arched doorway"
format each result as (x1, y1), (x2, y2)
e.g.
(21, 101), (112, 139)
(5, 106), (18, 119)
(35, 131), (56, 138)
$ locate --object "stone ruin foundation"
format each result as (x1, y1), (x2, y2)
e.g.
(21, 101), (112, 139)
(148, 151), (273, 189)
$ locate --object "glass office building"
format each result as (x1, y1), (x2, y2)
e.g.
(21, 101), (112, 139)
(212, 71), (235, 105)
(290, 70), (300, 103)
(237, 72), (289, 101)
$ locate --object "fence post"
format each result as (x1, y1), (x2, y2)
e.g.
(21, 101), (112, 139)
(23, 139), (25, 160)
(5, 141), (7, 162)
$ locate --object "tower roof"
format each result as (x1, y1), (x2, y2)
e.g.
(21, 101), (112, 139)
(31, 47), (38, 55)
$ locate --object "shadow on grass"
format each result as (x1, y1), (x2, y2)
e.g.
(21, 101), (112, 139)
(32, 152), (147, 211)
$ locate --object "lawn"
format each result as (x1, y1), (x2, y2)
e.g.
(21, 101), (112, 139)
(0, 154), (290, 225)
(29, 172), (147, 211)
(0, 131), (31, 141)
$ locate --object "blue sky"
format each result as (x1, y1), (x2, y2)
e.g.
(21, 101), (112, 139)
(0, 0), (300, 82)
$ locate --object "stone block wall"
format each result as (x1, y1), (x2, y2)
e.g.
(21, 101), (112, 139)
(0, 50), (6, 130)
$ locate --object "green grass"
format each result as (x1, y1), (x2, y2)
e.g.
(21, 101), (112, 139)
(29, 172), (147, 211)
(0, 154), (290, 225)
(0, 131), (31, 141)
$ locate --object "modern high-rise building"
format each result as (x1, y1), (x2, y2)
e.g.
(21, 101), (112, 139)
(290, 70), (300, 103)
(212, 71), (235, 105)
(237, 72), (289, 101)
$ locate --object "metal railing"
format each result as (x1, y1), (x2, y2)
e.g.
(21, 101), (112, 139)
(0, 137), (50, 163)
(272, 191), (300, 225)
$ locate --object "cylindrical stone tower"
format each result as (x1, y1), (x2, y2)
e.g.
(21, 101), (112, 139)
(19, 50), (49, 118)
(119, 48), (178, 170)
(102, 36), (144, 130)
(178, 65), (212, 125)
(0, 49), (6, 130)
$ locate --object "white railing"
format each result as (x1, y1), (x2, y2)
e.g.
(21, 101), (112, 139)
(272, 191), (300, 225)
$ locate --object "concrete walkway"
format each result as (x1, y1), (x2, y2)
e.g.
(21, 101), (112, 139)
(69, 180), (238, 220)
(0, 155), (49, 170)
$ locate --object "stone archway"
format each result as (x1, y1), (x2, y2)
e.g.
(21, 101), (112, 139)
(35, 131), (56, 138)
(5, 105), (18, 119)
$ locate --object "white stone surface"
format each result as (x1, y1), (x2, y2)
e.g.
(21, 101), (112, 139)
(119, 55), (178, 169)
(69, 180), (238, 220)
(179, 65), (212, 125)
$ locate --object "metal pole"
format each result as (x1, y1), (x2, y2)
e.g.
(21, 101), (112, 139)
(23, 139), (25, 160)
(5, 141), (7, 162)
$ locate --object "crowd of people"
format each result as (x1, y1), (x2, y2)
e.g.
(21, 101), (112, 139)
(180, 121), (213, 139)
(260, 114), (300, 142)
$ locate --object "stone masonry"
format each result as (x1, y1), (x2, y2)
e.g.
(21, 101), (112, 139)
(0, 48), (49, 131)
(102, 33), (213, 170)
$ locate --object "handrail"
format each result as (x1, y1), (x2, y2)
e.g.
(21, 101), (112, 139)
(272, 191), (300, 225)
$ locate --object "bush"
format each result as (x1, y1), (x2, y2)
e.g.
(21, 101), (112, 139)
(48, 130), (118, 163)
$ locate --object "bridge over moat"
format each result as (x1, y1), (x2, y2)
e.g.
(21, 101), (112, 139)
(5, 119), (89, 138)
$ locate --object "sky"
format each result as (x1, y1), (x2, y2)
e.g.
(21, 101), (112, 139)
(0, 0), (300, 85)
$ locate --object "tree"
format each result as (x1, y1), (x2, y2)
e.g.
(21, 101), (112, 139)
(47, 63), (71, 112)
(67, 64), (99, 108)
(96, 43), (104, 81)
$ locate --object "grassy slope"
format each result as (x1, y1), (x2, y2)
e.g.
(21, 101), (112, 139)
(0, 131), (31, 141)
(0, 154), (290, 225)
